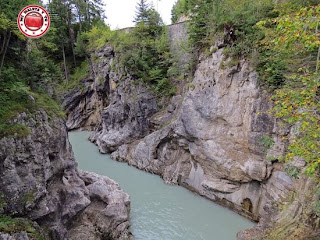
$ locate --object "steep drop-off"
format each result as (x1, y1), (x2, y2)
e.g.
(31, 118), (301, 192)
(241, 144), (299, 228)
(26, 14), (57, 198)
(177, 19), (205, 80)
(62, 46), (112, 131)
(63, 24), (320, 239)
(0, 110), (133, 240)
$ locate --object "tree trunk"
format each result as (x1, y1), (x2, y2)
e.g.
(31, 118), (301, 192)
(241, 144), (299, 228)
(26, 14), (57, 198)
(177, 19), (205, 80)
(76, 5), (82, 32)
(67, 6), (76, 66)
(86, 0), (91, 25)
(316, 21), (319, 73)
(316, 45), (320, 73)
(62, 45), (69, 83)
(0, 32), (7, 55)
(26, 39), (35, 90)
(0, 31), (11, 76)
(84, 0), (89, 23)
(70, 31), (76, 66)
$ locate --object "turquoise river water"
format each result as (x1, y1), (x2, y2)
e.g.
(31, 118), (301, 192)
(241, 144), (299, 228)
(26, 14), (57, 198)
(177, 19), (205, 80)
(69, 131), (254, 240)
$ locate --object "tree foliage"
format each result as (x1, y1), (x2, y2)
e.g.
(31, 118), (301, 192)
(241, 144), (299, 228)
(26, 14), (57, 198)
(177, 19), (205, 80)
(183, 0), (276, 56)
(80, 2), (176, 96)
(272, 72), (320, 176)
(258, 4), (320, 176)
(134, 0), (150, 23)
(171, 0), (192, 23)
(0, 0), (104, 138)
(124, 5), (175, 95)
(178, 0), (319, 59)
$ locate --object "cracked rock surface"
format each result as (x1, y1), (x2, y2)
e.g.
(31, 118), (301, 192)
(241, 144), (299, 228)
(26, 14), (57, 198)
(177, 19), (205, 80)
(0, 111), (133, 240)
(85, 43), (319, 239)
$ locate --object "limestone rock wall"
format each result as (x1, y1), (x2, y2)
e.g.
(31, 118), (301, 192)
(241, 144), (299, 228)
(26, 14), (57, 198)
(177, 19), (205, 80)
(63, 23), (190, 131)
(0, 111), (133, 240)
(87, 48), (158, 153)
(104, 48), (283, 221)
(88, 45), (319, 239)
(62, 23), (319, 239)
(62, 45), (114, 131)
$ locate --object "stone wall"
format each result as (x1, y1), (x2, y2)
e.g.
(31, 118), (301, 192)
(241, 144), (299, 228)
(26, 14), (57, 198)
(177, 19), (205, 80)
(167, 22), (192, 74)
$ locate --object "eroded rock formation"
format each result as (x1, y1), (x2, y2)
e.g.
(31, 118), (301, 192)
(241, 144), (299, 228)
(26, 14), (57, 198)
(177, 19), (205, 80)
(91, 46), (285, 222)
(62, 45), (114, 131)
(0, 111), (132, 239)
(63, 23), (319, 239)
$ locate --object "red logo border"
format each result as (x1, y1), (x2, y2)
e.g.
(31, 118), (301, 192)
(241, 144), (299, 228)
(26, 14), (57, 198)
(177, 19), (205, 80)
(17, 5), (50, 38)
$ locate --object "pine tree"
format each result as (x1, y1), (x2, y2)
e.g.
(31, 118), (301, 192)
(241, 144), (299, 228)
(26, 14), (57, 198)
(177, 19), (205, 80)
(0, 0), (35, 75)
(171, 0), (192, 23)
(134, 0), (150, 23)
(188, 0), (212, 47)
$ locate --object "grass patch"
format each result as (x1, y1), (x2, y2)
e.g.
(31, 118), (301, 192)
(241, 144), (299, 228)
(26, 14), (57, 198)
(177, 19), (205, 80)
(225, 59), (240, 68)
(0, 81), (32, 138)
(20, 192), (35, 205)
(0, 215), (45, 240)
(56, 60), (89, 93)
(285, 165), (301, 179)
(0, 81), (65, 139)
(0, 124), (31, 139)
(31, 93), (65, 119)
(258, 134), (275, 152)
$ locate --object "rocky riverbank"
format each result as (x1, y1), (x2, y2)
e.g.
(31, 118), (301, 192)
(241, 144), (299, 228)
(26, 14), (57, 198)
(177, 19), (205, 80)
(63, 32), (320, 239)
(0, 110), (133, 239)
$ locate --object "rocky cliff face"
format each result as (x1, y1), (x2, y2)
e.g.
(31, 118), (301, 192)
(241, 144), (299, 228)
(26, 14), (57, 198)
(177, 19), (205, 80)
(62, 46), (114, 131)
(77, 41), (320, 239)
(63, 22), (190, 132)
(0, 110), (133, 240)
(61, 21), (319, 238)
(91, 45), (281, 220)
(82, 45), (159, 153)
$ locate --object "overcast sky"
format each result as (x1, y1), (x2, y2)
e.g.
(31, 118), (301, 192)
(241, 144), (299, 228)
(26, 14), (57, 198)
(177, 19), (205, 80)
(43, 0), (178, 30)
(105, 0), (177, 29)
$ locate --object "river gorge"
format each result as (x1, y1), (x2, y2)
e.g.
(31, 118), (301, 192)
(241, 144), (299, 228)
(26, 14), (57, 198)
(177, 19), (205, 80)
(1, 3), (319, 239)
(61, 29), (319, 239)
(69, 131), (254, 240)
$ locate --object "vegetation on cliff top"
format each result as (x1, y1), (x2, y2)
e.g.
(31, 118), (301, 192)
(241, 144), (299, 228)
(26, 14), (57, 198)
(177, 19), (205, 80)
(172, 0), (320, 216)
(0, 0), (318, 181)
(0, 0), (103, 138)
(76, 0), (177, 96)
(173, 0), (276, 54)
(259, 5), (320, 177)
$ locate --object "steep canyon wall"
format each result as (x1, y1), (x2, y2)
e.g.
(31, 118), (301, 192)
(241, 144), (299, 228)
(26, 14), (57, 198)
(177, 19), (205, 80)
(63, 22), (320, 240)
(0, 111), (133, 239)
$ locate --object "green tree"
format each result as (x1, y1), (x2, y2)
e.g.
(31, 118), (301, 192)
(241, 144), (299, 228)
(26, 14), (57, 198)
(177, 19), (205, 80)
(47, 0), (105, 81)
(0, 0), (106, 138)
(171, 0), (192, 23)
(258, 4), (320, 176)
(134, 0), (150, 23)
(0, 0), (37, 75)
(188, 0), (213, 48)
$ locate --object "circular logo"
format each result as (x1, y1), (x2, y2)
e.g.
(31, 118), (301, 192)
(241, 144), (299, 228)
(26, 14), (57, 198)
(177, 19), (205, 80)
(17, 5), (50, 38)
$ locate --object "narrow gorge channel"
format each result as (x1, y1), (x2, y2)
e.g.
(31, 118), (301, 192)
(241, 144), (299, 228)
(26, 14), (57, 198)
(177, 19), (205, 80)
(69, 131), (254, 240)
(1, 1), (320, 240)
